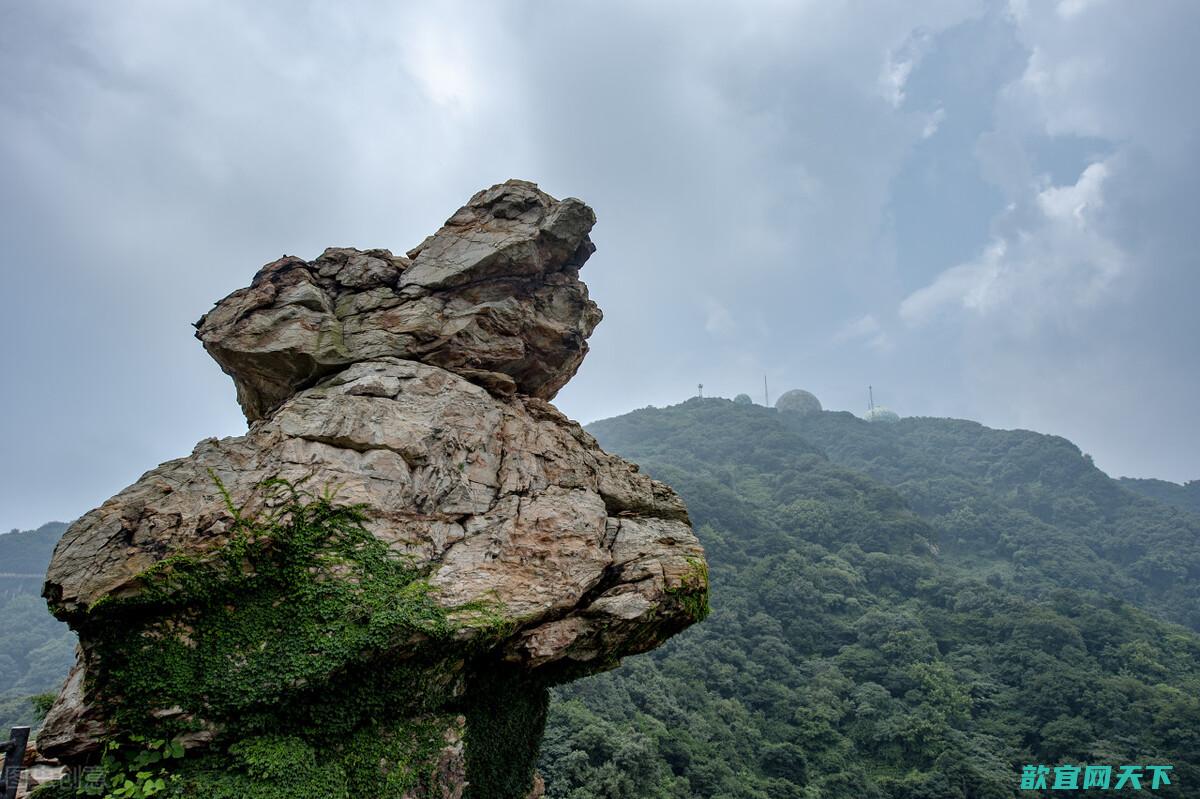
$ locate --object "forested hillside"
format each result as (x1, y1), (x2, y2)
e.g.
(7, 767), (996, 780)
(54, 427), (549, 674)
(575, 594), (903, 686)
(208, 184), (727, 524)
(0, 522), (75, 730)
(1, 522), (67, 577)
(1120, 478), (1200, 517)
(3, 406), (1198, 798)
(540, 399), (1200, 798)
(777, 412), (1200, 631)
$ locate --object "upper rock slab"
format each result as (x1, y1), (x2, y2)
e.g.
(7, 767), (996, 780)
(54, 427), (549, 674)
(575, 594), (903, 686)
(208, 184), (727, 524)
(196, 180), (602, 422)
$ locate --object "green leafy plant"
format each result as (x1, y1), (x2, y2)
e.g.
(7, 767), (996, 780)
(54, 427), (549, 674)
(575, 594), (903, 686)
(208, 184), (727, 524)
(59, 476), (470, 796)
(666, 557), (710, 622)
(30, 691), (58, 721)
(80, 736), (185, 799)
(40, 474), (552, 798)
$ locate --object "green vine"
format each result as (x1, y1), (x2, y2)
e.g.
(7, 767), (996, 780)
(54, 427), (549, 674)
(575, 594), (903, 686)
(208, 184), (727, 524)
(35, 474), (569, 797)
(58, 475), (472, 797)
(667, 557), (711, 622)
(80, 737), (185, 799)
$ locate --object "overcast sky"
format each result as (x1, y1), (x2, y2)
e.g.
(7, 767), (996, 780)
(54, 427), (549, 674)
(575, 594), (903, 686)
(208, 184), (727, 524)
(2, 0), (1198, 531)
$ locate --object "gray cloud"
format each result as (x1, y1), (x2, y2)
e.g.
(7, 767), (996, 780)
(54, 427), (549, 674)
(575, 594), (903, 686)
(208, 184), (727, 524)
(896, 0), (1200, 480)
(2, 0), (1197, 530)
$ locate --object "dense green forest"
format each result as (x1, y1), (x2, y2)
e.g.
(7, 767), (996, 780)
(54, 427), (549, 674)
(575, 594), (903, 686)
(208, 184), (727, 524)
(540, 400), (1200, 798)
(3, 407), (1198, 798)
(1, 522), (67, 576)
(777, 412), (1200, 631)
(1120, 478), (1200, 517)
(0, 522), (75, 729)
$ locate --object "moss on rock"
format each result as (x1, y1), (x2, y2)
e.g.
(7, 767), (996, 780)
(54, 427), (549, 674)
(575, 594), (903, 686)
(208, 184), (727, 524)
(58, 480), (494, 798)
(462, 670), (549, 799)
(668, 557), (711, 623)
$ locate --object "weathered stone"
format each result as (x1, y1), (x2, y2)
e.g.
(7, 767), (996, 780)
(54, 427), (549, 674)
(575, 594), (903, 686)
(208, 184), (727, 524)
(34, 655), (109, 760)
(39, 181), (706, 799)
(15, 762), (68, 799)
(196, 180), (602, 422)
(402, 716), (466, 799)
(43, 359), (700, 652)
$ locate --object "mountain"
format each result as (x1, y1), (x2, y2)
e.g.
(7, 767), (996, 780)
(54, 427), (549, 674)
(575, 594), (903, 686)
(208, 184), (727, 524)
(0, 523), (75, 731)
(1, 522), (67, 578)
(5, 401), (1199, 797)
(540, 399), (1200, 799)
(1119, 477), (1200, 517)
(775, 412), (1200, 631)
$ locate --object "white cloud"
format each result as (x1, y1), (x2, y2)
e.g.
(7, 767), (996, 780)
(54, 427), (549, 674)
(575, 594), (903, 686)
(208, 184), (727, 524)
(404, 17), (481, 110)
(922, 107), (946, 138)
(879, 27), (936, 108)
(900, 160), (1125, 330)
(1000, 0), (1195, 158)
(835, 313), (893, 352)
(703, 298), (738, 337)
(900, 240), (1006, 323)
(1056, 0), (1101, 20)
(881, 57), (915, 108)
(1036, 160), (1107, 222)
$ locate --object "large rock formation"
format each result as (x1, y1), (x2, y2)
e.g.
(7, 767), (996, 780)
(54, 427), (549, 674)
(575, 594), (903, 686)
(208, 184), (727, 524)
(195, 180), (602, 422)
(36, 181), (707, 799)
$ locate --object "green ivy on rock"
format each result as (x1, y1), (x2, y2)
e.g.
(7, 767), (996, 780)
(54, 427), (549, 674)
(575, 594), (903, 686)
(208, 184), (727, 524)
(41, 477), (540, 799)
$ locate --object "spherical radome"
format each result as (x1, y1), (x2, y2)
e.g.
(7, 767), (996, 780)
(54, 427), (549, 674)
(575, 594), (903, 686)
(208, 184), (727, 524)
(734, 394), (754, 405)
(775, 389), (822, 415)
(864, 406), (900, 423)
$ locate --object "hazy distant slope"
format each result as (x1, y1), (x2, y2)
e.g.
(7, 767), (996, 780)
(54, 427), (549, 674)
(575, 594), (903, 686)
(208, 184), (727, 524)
(1120, 476), (1200, 516)
(0, 522), (74, 730)
(778, 412), (1200, 630)
(540, 399), (1200, 799)
(0, 521), (67, 575)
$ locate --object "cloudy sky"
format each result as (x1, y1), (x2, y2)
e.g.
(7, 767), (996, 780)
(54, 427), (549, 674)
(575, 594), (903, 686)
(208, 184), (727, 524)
(2, 0), (1198, 531)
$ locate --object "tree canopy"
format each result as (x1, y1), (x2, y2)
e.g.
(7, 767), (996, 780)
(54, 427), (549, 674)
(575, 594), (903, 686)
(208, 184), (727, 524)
(541, 399), (1200, 798)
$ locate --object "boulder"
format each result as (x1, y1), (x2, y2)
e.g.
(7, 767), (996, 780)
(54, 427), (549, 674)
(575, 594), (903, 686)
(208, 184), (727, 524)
(195, 180), (602, 422)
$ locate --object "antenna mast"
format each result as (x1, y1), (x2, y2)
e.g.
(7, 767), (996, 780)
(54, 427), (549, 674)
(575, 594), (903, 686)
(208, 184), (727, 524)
(698, 383), (703, 398)
(763, 375), (769, 406)
(869, 385), (875, 412)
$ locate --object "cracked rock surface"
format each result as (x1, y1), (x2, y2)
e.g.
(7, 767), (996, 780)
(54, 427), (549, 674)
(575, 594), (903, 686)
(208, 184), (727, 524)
(45, 358), (700, 663)
(38, 180), (706, 799)
(195, 180), (602, 422)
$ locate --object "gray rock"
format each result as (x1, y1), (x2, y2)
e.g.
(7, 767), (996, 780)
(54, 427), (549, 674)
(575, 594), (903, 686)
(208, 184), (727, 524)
(33, 654), (109, 760)
(44, 359), (699, 646)
(196, 180), (602, 422)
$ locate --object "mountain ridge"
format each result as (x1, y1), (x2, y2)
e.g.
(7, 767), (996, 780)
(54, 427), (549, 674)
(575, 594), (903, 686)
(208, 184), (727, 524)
(4, 400), (1198, 798)
(539, 397), (1200, 798)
